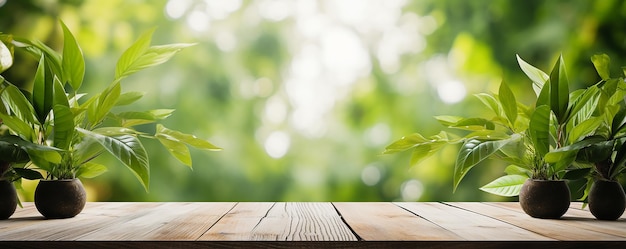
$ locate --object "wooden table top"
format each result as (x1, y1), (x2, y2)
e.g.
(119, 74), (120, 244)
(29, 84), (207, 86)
(0, 202), (624, 248)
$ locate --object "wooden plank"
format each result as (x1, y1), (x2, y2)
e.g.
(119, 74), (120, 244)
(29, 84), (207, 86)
(260, 202), (356, 241)
(75, 202), (209, 240)
(395, 202), (553, 241)
(569, 202), (626, 219)
(141, 202), (236, 240)
(199, 202), (275, 240)
(0, 202), (157, 240)
(200, 202), (356, 241)
(333, 202), (461, 241)
(487, 202), (626, 239)
(0, 202), (46, 235)
(449, 202), (626, 240)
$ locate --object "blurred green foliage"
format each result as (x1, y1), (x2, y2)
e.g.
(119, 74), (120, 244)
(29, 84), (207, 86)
(1, 0), (625, 201)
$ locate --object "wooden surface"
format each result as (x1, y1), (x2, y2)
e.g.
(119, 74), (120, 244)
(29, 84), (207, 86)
(0, 202), (625, 248)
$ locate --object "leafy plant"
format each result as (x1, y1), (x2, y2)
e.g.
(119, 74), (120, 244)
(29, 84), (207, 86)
(0, 22), (221, 191)
(544, 54), (626, 199)
(385, 54), (602, 197)
(1, 44), (60, 206)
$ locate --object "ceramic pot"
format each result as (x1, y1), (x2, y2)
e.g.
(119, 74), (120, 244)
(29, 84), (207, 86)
(519, 179), (570, 219)
(34, 179), (86, 219)
(0, 180), (18, 219)
(588, 179), (626, 220)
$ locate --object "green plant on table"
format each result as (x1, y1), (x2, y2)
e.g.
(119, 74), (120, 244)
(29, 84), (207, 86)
(0, 22), (221, 191)
(545, 54), (626, 196)
(385, 54), (603, 197)
(1, 42), (61, 188)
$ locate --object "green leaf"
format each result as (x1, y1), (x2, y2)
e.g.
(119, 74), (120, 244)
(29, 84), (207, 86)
(156, 135), (192, 166)
(563, 167), (592, 180)
(53, 76), (70, 108)
(115, 91), (145, 106)
(116, 109), (175, 127)
(536, 75), (551, 107)
(75, 162), (108, 178)
(92, 127), (142, 136)
(474, 93), (504, 118)
(52, 104), (75, 150)
(545, 136), (606, 163)
(434, 115), (463, 126)
(517, 54), (549, 96)
(155, 124), (222, 151)
(409, 141), (448, 167)
(453, 135), (517, 191)
(383, 133), (431, 154)
(32, 55), (54, 124)
(528, 105), (551, 157)
(566, 86), (600, 134)
(11, 37), (63, 76)
(87, 82), (121, 126)
(73, 138), (103, 165)
(479, 175), (528, 197)
(1, 39), (12, 73)
(435, 116), (495, 130)
(611, 107), (626, 136)
(78, 128), (150, 191)
(115, 28), (154, 80)
(114, 29), (194, 81)
(120, 44), (194, 79)
(13, 168), (44, 180)
(453, 118), (496, 130)
(498, 80), (517, 127)
(568, 117), (603, 144)
(52, 76), (74, 150)
(60, 21), (85, 90)
(0, 135), (30, 162)
(504, 165), (532, 177)
(591, 54), (611, 80)
(0, 135), (62, 166)
(549, 55), (570, 123)
(0, 80), (38, 126)
(0, 113), (35, 141)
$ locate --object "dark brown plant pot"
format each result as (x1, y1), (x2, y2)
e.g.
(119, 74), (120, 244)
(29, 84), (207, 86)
(519, 179), (570, 219)
(34, 179), (86, 219)
(0, 180), (18, 220)
(588, 179), (626, 220)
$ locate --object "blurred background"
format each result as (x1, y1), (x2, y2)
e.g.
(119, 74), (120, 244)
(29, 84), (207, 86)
(1, 0), (625, 202)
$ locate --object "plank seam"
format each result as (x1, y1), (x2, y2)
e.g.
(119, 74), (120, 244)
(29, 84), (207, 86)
(194, 202), (240, 240)
(330, 202), (363, 241)
(393, 202), (470, 240)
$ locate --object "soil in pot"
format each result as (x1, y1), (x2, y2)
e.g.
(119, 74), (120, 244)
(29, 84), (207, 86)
(34, 179), (86, 219)
(0, 180), (18, 220)
(588, 180), (626, 220)
(519, 179), (570, 219)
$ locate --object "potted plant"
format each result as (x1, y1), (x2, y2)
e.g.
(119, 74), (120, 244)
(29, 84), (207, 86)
(385, 54), (602, 218)
(545, 54), (626, 220)
(0, 134), (61, 219)
(1, 46), (61, 219)
(0, 22), (221, 219)
(0, 135), (33, 219)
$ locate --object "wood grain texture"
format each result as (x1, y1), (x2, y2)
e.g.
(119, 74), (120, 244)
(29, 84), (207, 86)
(201, 202), (356, 241)
(333, 202), (461, 240)
(1, 201), (625, 247)
(449, 202), (626, 241)
(395, 202), (553, 241)
(486, 202), (626, 239)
